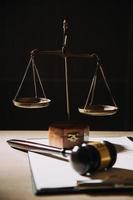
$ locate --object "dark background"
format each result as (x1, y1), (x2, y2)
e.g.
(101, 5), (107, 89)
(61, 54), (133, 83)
(0, 0), (133, 131)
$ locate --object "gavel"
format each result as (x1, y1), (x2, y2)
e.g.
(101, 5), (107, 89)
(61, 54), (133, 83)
(7, 139), (117, 175)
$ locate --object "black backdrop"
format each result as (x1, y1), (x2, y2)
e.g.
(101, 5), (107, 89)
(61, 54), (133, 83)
(0, 0), (133, 130)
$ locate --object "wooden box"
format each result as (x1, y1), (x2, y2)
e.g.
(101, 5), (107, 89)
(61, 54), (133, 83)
(48, 121), (89, 149)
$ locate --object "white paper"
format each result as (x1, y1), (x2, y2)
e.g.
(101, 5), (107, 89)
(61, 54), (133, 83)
(28, 137), (133, 193)
(29, 152), (88, 189)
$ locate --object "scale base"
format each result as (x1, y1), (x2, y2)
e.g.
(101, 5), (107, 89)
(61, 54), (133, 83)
(48, 121), (89, 149)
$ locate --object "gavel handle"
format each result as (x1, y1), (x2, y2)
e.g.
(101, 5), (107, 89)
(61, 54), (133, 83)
(7, 139), (72, 156)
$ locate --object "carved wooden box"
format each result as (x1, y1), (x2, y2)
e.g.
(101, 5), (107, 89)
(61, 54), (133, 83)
(48, 121), (89, 149)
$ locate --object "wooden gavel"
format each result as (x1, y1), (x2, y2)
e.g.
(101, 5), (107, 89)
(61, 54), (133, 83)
(7, 139), (117, 175)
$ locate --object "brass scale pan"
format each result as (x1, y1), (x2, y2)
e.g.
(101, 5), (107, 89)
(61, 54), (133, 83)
(13, 97), (51, 109)
(78, 105), (118, 116)
(13, 50), (118, 116)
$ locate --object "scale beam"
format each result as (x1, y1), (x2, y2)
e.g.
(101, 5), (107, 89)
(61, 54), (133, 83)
(31, 49), (98, 59)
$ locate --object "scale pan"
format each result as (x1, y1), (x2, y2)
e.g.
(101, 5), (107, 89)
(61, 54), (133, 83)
(13, 97), (51, 109)
(78, 105), (118, 116)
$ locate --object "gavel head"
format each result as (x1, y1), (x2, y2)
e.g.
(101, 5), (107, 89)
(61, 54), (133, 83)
(70, 140), (117, 175)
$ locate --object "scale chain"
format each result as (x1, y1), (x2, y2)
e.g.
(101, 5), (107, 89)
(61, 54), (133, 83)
(31, 56), (38, 98)
(33, 62), (47, 98)
(14, 57), (32, 100)
(99, 64), (117, 107)
(84, 66), (98, 109)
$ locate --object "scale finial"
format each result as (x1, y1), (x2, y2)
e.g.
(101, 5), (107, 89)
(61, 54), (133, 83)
(62, 19), (68, 53)
(63, 19), (68, 34)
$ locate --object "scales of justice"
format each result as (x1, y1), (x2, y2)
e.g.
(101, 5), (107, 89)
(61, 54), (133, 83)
(12, 20), (118, 121)
(10, 20), (119, 175)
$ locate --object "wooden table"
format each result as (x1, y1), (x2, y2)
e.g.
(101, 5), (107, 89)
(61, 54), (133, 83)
(0, 131), (133, 200)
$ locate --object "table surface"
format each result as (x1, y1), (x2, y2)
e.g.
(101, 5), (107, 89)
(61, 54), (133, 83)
(1, 130), (133, 200)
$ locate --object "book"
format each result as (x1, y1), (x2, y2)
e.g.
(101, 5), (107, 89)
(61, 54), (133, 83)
(28, 137), (133, 195)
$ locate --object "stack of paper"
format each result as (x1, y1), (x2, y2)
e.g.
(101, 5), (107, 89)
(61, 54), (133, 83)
(28, 137), (133, 194)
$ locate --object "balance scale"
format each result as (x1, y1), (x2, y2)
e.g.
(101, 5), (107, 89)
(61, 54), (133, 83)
(12, 20), (118, 118)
